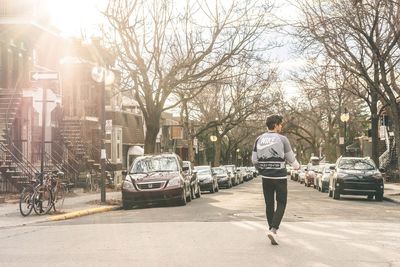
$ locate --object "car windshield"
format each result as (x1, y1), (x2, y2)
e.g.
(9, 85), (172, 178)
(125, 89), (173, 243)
(195, 167), (211, 174)
(338, 159), (376, 170)
(130, 156), (178, 173)
(308, 165), (319, 171)
(225, 166), (234, 172)
(212, 168), (225, 174)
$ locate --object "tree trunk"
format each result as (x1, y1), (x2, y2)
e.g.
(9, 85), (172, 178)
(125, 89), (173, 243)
(188, 137), (195, 163)
(214, 138), (221, 167)
(370, 112), (379, 166)
(390, 104), (400, 171)
(144, 116), (161, 154)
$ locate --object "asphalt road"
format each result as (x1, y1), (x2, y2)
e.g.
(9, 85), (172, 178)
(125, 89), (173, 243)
(0, 178), (399, 267)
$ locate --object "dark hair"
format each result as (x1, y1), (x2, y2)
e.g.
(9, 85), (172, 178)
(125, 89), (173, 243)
(266, 114), (283, 130)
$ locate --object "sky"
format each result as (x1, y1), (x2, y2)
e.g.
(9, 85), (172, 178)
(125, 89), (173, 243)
(47, 0), (303, 97)
(47, 0), (106, 38)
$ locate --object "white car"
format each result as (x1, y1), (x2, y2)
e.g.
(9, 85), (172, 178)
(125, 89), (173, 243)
(317, 164), (335, 192)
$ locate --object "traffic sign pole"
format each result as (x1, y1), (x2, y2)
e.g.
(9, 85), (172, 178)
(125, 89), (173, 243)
(30, 71), (60, 183)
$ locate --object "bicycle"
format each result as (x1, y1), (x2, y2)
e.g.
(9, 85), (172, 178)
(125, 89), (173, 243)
(19, 171), (67, 216)
(32, 173), (53, 215)
(85, 172), (99, 192)
(49, 171), (67, 213)
(19, 173), (52, 216)
(19, 178), (39, 217)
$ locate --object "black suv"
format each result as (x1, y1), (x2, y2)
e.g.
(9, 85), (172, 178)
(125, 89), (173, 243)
(328, 157), (384, 201)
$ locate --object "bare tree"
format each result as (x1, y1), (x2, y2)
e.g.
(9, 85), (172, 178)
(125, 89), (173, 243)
(103, 0), (275, 153)
(184, 61), (278, 166)
(293, 0), (400, 167)
(286, 59), (367, 162)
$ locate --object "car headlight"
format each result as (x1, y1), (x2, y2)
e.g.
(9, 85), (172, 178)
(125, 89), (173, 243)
(166, 177), (182, 187)
(122, 179), (134, 190)
(372, 172), (383, 180)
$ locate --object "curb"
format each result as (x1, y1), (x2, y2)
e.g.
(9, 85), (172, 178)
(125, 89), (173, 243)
(383, 196), (400, 204)
(48, 206), (121, 221)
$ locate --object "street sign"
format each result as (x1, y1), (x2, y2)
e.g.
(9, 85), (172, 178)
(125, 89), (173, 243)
(30, 71), (59, 81)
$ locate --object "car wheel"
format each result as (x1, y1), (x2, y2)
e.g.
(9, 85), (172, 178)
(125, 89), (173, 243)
(191, 187), (196, 199)
(122, 201), (131, 210)
(195, 186), (201, 198)
(375, 193), (383, 201)
(210, 185), (215, 193)
(187, 188), (192, 202)
(178, 189), (187, 206)
(333, 188), (340, 200)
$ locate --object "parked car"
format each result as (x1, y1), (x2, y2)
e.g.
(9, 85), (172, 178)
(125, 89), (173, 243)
(290, 167), (299, 181)
(304, 164), (319, 187)
(317, 164), (335, 192)
(182, 161), (201, 199)
(244, 167), (254, 181)
(249, 166), (258, 178)
(212, 166), (232, 188)
(121, 153), (192, 209)
(194, 165), (219, 193)
(297, 165), (307, 184)
(237, 167), (252, 182)
(224, 165), (240, 185)
(328, 156), (384, 201)
(287, 165), (293, 176)
(313, 164), (326, 189)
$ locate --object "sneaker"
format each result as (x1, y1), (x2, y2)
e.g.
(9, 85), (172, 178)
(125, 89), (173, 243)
(267, 231), (279, 245)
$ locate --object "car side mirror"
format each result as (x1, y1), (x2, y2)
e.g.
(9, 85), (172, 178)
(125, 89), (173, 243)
(379, 168), (385, 173)
(122, 170), (127, 176)
(182, 166), (189, 171)
(329, 166), (335, 170)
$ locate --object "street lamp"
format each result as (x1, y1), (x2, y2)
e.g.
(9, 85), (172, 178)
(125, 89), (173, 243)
(340, 108), (350, 156)
(210, 135), (217, 166)
(91, 66), (115, 203)
(236, 148), (240, 166)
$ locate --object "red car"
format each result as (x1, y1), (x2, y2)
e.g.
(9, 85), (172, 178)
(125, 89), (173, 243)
(121, 153), (192, 209)
(304, 165), (319, 187)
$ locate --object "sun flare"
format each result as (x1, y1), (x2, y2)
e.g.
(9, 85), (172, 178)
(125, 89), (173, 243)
(47, 0), (104, 37)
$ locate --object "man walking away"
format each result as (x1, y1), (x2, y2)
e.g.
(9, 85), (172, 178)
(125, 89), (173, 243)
(252, 114), (300, 245)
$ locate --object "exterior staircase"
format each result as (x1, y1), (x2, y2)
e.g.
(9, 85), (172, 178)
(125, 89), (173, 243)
(0, 89), (37, 192)
(59, 119), (87, 162)
(59, 119), (96, 187)
(59, 119), (115, 187)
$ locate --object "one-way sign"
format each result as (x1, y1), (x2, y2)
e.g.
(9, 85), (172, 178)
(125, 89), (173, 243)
(30, 71), (59, 81)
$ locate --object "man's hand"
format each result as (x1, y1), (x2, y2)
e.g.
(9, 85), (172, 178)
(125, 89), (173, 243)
(292, 161), (300, 170)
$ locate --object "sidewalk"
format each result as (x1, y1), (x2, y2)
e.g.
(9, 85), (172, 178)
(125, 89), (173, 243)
(0, 189), (121, 228)
(384, 182), (400, 204)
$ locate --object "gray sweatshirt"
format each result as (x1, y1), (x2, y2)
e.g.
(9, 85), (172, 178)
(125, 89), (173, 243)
(252, 132), (300, 179)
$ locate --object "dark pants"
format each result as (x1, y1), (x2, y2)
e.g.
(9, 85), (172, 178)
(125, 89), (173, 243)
(262, 178), (287, 230)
